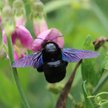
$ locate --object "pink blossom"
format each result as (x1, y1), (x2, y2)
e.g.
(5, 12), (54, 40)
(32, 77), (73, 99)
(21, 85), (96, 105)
(2, 25), (33, 49)
(2, 13), (64, 60)
(12, 25), (33, 50)
(32, 28), (64, 51)
(13, 50), (25, 60)
(2, 25), (33, 60)
(13, 50), (19, 60)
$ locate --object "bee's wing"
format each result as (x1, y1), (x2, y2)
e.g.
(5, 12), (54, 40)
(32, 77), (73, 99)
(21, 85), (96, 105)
(12, 52), (43, 68)
(62, 48), (99, 62)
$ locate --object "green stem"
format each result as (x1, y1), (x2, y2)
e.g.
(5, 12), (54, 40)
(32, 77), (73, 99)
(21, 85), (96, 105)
(7, 36), (30, 108)
(96, 92), (108, 97)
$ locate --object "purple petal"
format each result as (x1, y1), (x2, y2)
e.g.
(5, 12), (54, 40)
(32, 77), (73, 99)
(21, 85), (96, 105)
(32, 38), (43, 51)
(12, 25), (33, 49)
(46, 28), (64, 48)
(13, 50), (25, 60)
(32, 28), (64, 51)
(14, 50), (19, 60)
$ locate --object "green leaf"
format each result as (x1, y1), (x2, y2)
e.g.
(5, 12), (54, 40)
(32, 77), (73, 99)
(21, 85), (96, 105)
(101, 103), (108, 108)
(81, 36), (101, 87)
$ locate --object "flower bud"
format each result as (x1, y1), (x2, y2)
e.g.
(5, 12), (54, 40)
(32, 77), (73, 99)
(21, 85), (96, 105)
(32, 0), (44, 19)
(2, 5), (15, 35)
(33, 18), (48, 36)
(47, 84), (64, 94)
(32, 0), (48, 36)
(13, 0), (26, 26)
(95, 96), (102, 105)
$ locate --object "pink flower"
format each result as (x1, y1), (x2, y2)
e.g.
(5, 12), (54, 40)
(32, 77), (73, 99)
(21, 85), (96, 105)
(32, 28), (64, 51)
(12, 25), (33, 50)
(13, 50), (19, 60)
(2, 25), (33, 60)
(2, 12), (64, 60)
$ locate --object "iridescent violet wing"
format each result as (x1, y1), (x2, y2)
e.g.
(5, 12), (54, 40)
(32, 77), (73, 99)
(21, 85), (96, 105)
(12, 52), (43, 68)
(62, 48), (99, 62)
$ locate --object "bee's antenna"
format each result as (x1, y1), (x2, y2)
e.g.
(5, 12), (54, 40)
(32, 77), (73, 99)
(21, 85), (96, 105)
(36, 35), (63, 42)
(51, 35), (63, 41)
(45, 35), (64, 42)
(38, 35), (64, 48)
(36, 37), (44, 41)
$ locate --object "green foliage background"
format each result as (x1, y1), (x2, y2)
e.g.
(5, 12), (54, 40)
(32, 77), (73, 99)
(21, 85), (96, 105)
(0, 0), (108, 108)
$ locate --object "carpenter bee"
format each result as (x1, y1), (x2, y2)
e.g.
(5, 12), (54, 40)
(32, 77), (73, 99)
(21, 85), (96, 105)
(12, 38), (98, 83)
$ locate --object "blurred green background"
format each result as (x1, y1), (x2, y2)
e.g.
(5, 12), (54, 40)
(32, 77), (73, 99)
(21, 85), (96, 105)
(0, 0), (108, 108)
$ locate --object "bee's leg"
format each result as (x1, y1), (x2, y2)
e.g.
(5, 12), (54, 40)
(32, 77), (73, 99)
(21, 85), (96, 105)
(63, 61), (68, 67)
(37, 65), (43, 72)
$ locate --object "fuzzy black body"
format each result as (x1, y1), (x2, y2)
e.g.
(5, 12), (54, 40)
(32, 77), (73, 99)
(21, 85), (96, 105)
(37, 42), (68, 83)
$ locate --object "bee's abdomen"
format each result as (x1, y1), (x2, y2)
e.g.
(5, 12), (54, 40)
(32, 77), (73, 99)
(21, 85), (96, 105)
(43, 60), (68, 83)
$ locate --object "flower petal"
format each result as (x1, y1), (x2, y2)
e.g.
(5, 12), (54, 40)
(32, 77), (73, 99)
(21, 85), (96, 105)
(33, 18), (48, 36)
(14, 50), (25, 60)
(32, 38), (43, 51)
(32, 28), (64, 51)
(12, 25), (33, 49)
(14, 50), (19, 60)
(46, 28), (64, 48)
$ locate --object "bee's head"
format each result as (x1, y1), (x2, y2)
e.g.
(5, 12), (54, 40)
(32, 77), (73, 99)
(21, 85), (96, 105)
(42, 42), (59, 53)
(42, 42), (62, 62)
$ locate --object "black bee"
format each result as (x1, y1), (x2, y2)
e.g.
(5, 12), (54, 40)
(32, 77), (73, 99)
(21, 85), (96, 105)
(12, 40), (98, 83)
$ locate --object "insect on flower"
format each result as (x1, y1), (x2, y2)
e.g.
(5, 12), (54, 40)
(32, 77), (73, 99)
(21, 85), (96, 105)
(12, 30), (99, 83)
